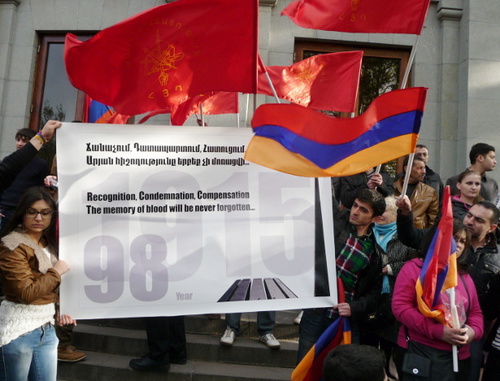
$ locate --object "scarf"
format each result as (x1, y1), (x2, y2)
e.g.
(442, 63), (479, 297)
(373, 222), (397, 294)
(373, 221), (397, 252)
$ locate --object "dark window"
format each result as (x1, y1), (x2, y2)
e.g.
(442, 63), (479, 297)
(30, 34), (93, 165)
(30, 34), (94, 131)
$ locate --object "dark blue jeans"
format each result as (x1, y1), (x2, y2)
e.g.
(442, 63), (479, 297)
(225, 311), (275, 336)
(297, 309), (336, 364)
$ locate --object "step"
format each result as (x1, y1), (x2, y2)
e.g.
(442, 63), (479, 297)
(70, 323), (299, 368)
(80, 311), (301, 340)
(58, 351), (293, 381)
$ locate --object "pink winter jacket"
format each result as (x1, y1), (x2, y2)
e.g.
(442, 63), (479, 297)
(392, 258), (484, 360)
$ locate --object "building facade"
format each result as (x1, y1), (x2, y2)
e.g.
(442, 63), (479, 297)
(0, 0), (499, 182)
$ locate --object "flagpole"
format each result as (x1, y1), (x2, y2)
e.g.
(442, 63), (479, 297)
(245, 93), (250, 127)
(450, 287), (460, 372)
(258, 55), (281, 104)
(263, 70), (281, 103)
(401, 35), (421, 90)
(199, 103), (205, 127)
(401, 152), (415, 197)
(236, 94), (240, 128)
(392, 35), (421, 180)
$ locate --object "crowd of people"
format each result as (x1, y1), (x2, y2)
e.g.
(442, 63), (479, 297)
(0, 121), (499, 381)
(309, 142), (499, 380)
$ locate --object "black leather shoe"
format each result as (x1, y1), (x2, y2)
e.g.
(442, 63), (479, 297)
(129, 355), (170, 372)
(170, 350), (187, 365)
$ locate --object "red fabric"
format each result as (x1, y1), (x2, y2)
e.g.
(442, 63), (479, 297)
(258, 51), (362, 112)
(64, 0), (258, 116)
(171, 92), (238, 125)
(282, 0), (430, 35)
(137, 92), (238, 125)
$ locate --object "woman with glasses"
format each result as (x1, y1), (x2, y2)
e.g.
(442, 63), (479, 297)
(0, 187), (73, 381)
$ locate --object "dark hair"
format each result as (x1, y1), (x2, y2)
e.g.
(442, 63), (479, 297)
(15, 128), (36, 140)
(323, 344), (386, 381)
(354, 189), (386, 217)
(454, 219), (471, 273)
(416, 144), (428, 150)
(419, 218), (473, 273)
(403, 155), (425, 169)
(474, 200), (500, 224)
(469, 143), (495, 164)
(1, 187), (58, 254)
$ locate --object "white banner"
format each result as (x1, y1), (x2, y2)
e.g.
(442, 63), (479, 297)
(58, 124), (336, 319)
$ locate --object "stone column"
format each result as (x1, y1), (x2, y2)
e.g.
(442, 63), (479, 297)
(0, 0), (21, 154)
(461, 0), (500, 184)
(436, 0), (463, 179)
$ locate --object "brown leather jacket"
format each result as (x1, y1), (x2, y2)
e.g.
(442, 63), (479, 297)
(394, 179), (439, 229)
(0, 230), (60, 305)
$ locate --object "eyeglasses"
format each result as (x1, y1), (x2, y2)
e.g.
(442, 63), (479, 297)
(25, 208), (53, 219)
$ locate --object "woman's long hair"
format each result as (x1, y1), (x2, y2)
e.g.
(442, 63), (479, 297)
(1, 186), (58, 255)
(419, 218), (471, 274)
(453, 219), (471, 273)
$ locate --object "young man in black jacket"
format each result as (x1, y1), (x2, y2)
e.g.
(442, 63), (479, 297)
(297, 189), (386, 363)
(0, 128), (50, 230)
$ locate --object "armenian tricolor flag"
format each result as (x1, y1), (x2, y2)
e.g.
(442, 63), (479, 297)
(292, 279), (352, 381)
(415, 186), (458, 324)
(83, 96), (129, 124)
(245, 87), (427, 177)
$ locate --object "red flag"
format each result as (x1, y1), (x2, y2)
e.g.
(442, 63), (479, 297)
(137, 92), (238, 125)
(171, 92), (238, 125)
(258, 51), (362, 112)
(282, 0), (430, 35)
(64, 0), (258, 116)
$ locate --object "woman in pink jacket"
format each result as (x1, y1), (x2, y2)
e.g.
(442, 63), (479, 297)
(392, 219), (483, 381)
